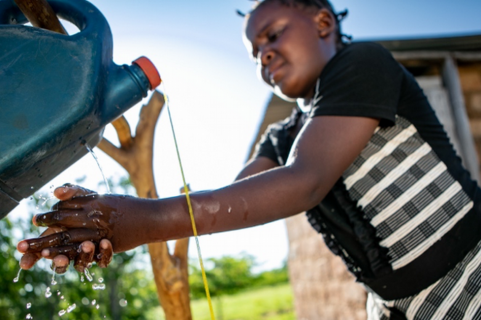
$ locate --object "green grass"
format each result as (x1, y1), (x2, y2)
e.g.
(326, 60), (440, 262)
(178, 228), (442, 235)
(146, 283), (295, 320)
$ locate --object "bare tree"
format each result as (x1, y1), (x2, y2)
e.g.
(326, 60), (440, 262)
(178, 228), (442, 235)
(98, 91), (192, 319)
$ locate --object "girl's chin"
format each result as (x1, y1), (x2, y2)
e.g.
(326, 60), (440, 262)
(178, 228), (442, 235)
(273, 86), (297, 102)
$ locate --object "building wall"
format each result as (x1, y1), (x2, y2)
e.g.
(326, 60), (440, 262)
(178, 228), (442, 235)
(461, 63), (481, 178)
(286, 214), (367, 320)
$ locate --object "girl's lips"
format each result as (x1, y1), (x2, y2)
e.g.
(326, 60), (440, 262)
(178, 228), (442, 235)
(268, 64), (285, 84)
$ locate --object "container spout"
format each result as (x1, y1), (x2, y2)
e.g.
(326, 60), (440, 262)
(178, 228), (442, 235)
(102, 57), (161, 124)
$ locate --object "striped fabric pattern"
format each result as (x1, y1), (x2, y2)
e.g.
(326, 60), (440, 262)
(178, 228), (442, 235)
(342, 116), (473, 270)
(350, 118), (481, 319)
(369, 239), (481, 320)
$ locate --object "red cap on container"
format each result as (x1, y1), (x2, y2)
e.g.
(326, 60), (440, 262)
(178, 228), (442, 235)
(133, 56), (161, 89)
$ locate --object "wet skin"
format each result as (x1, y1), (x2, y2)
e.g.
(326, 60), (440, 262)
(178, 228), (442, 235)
(17, 1), (380, 273)
(17, 185), (114, 273)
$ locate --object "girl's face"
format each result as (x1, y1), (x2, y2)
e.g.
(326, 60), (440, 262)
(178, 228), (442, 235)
(243, 1), (337, 101)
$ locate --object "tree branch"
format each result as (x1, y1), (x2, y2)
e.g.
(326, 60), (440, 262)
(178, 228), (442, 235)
(111, 116), (133, 149)
(97, 138), (128, 169)
(13, 0), (67, 34)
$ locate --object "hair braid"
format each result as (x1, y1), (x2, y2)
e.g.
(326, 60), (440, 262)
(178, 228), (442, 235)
(238, 0), (351, 49)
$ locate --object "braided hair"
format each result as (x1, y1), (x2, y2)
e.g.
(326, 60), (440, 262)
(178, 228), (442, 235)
(238, 0), (351, 50)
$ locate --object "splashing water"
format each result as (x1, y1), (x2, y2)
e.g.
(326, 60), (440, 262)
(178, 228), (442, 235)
(67, 304), (76, 313)
(84, 268), (93, 282)
(51, 268), (57, 285)
(45, 287), (52, 298)
(26, 313), (33, 319)
(92, 283), (106, 290)
(85, 144), (111, 193)
(13, 268), (22, 283)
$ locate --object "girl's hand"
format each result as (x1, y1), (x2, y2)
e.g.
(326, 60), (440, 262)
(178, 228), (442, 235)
(17, 184), (114, 273)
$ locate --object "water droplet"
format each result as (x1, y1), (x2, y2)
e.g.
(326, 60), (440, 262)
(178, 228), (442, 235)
(96, 304), (100, 310)
(60, 295), (64, 300)
(84, 268), (93, 282)
(119, 299), (128, 307)
(26, 313), (33, 319)
(91, 299), (96, 305)
(80, 275), (84, 282)
(26, 302), (31, 309)
(30, 186), (34, 189)
(57, 290), (61, 296)
(51, 268), (57, 285)
(45, 287), (52, 298)
(67, 304), (76, 313)
(58, 310), (66, 316)
(13, 268), (22, 283)
(98, 277), (104, 283)
(92, 284), (105, 290)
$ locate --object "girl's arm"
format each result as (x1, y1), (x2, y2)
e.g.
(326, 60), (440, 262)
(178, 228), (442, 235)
(18, 116), (379, 255)
(235, 157), (279, 181)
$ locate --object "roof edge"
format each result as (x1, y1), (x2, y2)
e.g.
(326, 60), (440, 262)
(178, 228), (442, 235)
(355, 32), (481, 52)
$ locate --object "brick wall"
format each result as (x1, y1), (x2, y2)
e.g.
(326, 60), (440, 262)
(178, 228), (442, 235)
(461, 63), (481, 177)
(286, 214), (367, 320)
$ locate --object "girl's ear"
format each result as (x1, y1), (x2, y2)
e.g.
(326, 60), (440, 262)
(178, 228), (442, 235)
(315, 8), (336, 39)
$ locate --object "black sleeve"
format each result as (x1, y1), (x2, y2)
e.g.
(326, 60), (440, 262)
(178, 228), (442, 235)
(310, 42), (404, 127)
(252, 128), (281, 165)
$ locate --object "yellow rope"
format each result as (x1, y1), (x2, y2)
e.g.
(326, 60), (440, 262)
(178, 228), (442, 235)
(162, 87), (216, 320)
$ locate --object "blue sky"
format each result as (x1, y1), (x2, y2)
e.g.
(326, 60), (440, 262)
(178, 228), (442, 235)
(9, 0), (481, 272)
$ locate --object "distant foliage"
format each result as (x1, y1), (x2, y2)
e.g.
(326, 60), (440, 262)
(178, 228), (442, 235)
(189, 253), (289, 300)
(253, 261), (289, 288)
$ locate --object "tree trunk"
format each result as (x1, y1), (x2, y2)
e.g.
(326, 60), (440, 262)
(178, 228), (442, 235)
(98, 91), (192, 319)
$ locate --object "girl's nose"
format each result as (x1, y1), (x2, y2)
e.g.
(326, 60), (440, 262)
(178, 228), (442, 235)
(260, 50), (274, 66)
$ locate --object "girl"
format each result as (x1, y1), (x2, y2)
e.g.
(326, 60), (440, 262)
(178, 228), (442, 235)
(18, 1), (481, 319)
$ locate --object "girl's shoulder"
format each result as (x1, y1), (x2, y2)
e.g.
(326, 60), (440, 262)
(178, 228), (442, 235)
(334, 41), (395, 65)
(320, 41), (401, 84)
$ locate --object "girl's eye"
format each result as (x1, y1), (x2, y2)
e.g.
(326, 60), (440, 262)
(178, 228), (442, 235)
(267, 28), (283, 42)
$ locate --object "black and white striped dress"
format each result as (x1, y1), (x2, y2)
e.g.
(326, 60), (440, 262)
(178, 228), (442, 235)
(343, 116), (481, 319)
